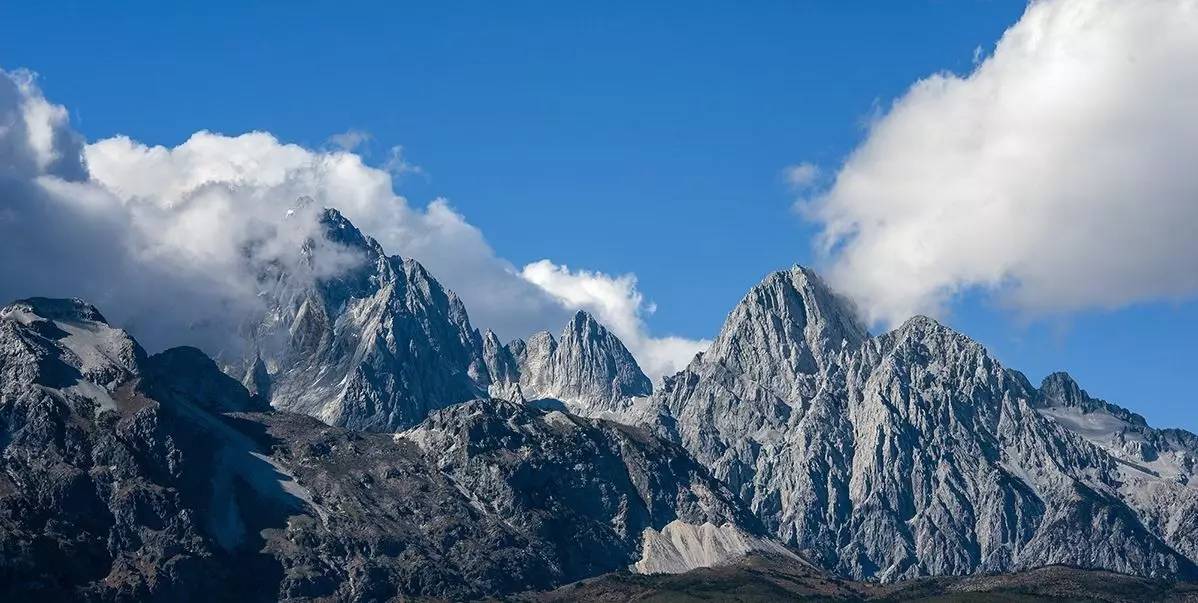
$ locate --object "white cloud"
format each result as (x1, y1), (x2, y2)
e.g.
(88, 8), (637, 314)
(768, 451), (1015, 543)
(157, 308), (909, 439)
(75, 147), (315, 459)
(0, 67), (700, 381)
(521, 260), (710, 380)
(84, 129), (570, 346)
(0, 69), (86, 181)
(0, 70), (268, 355)
(806, 0), (1198, 326)
(782, 162), (820, 190)
(0, 68), (578, 357)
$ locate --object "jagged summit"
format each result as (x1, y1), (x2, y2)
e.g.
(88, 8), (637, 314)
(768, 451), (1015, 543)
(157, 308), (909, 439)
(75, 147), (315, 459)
(2, 296), (146, 392)
(895, 313), (942, 330)
(485, 309), (653, 416)
(1033, 370), (1198, 484)
(707, 265), (868, 382)
(567, 308), (601, 331)
(1034, 371), (1150, 425)
(316, 206), (380, 251)
(875, 312), (989, 357)
(657, 264), (871, 366)
(244, 204), (491, 431)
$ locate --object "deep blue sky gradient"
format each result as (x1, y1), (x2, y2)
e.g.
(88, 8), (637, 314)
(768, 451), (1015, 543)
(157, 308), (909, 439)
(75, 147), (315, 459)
(3, 1), (1194, 430)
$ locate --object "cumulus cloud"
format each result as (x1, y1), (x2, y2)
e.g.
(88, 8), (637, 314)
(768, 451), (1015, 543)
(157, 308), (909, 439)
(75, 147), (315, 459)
(0, 67), (699, 380)
(84, 128), (575, 347)
(806, 0), (1198, 326)
(1, 82), (422, 357)
(520, 260), (710, 380)
(0, 69), (575, 355)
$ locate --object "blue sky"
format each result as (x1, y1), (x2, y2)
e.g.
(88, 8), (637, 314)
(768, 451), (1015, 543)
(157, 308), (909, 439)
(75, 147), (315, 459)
(2, 1), (1195, 430)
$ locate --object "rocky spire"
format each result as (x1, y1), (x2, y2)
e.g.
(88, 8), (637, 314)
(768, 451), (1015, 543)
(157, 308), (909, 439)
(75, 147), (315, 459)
(489, 311), (652, 415)
(551, 310), (653, 404)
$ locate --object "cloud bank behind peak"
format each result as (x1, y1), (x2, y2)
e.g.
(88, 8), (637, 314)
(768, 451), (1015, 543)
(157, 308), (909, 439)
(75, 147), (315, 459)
(0, 69), (706, 378)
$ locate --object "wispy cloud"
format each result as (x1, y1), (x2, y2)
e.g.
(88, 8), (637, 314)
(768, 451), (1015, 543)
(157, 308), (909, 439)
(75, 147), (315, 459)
(382, 144), (427, 181)
(327, 129), (372, 151)
(782, 162), (820, 191)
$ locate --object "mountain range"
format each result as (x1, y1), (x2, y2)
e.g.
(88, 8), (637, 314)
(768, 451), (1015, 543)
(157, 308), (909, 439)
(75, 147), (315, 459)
(2, 207), (1196, 601)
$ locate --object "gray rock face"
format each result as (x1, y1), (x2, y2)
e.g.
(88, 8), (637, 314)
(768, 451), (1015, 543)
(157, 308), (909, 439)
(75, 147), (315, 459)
(251, 399), (767, 600)
(0, 297), (765, 600)
(245, 208), (491, 431)
(399, 398), (764, 579)
(703, 266), (868, 399)
(486, 310), (653, 415)
(642, 266), (1198, 582)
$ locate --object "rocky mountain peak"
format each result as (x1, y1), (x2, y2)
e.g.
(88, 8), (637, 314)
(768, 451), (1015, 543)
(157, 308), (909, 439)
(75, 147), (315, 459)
(2, 296), (146, 391)
(483, 311), (651, 416)
(481, 330), (505, 354)
(702, 265), (868, 397)
(236, 205), (663, 430)
(316, 207), (377, 251)
(645, 264), (1198, 583)
(560, 310), (620, 350)
(878, 313), (983, 356)
(1036, 371), (1102, 408)
(566, 308), (601, 334)
(243, 204), (490, 431)
(1035, 371), (1098, 412)
(481, 328), (521, 398)
(1034, 371), (1150, 426)
(557, 309), (651, 395)
(3, 296), (110, 325)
